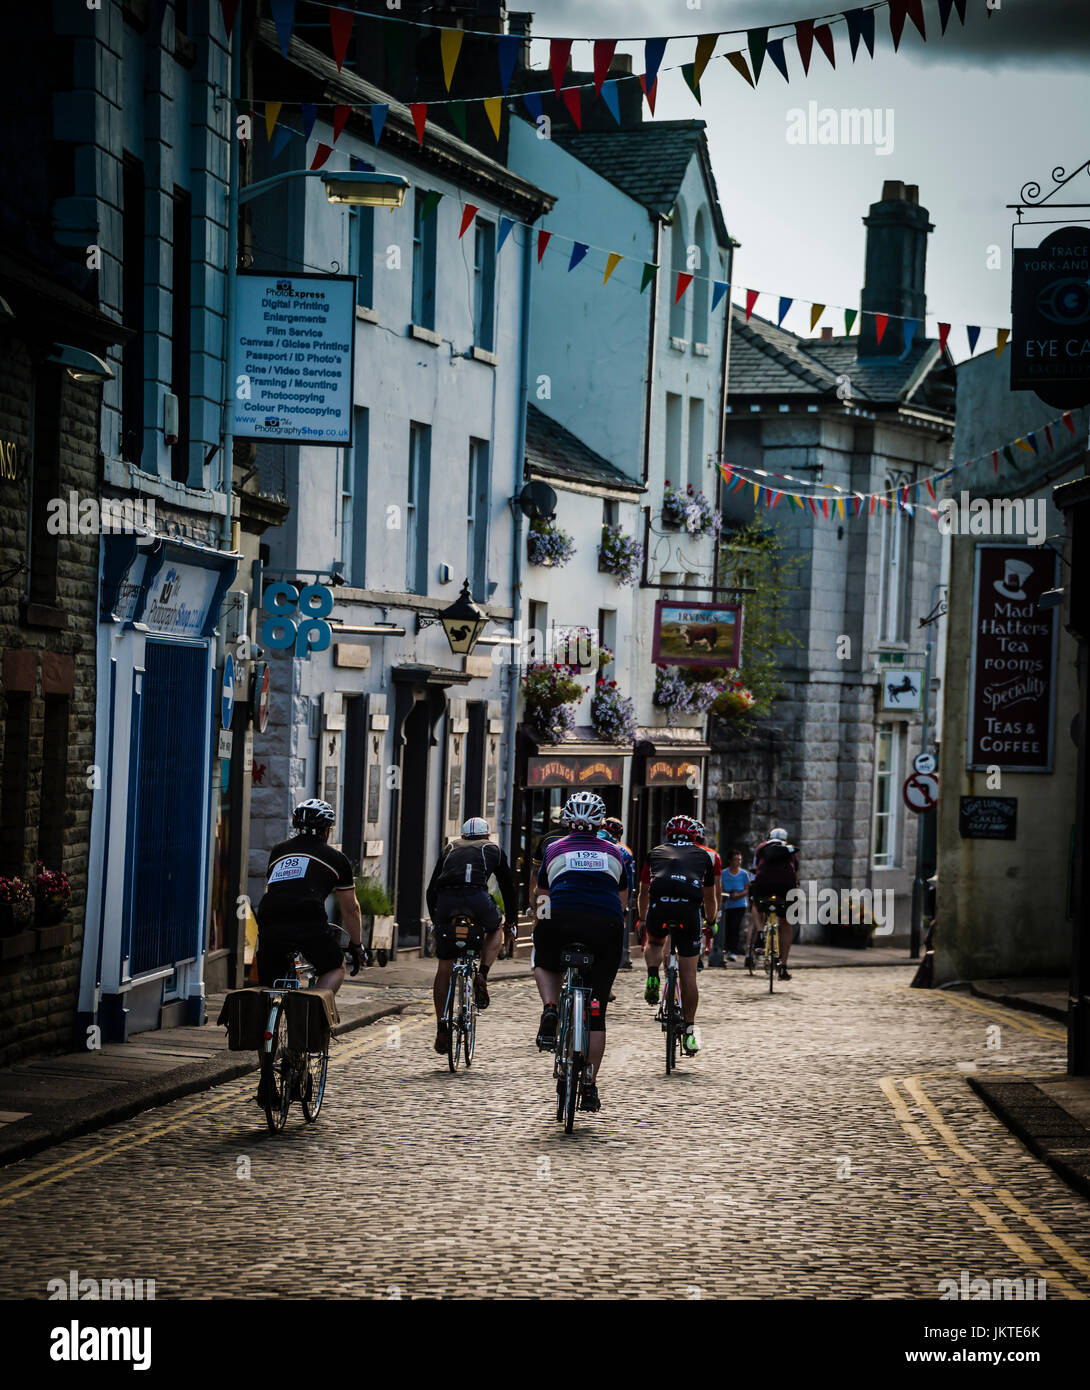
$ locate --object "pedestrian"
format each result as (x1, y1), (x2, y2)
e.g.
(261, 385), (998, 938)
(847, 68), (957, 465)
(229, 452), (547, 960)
(719, 848), (751, 965)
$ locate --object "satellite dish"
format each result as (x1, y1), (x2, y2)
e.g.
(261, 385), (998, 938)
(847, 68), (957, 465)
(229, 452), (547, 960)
(518, 481), (557, 520)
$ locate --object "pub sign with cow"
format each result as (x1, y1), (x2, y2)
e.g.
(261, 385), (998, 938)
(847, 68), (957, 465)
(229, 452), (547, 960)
(651, 600), (743, 668)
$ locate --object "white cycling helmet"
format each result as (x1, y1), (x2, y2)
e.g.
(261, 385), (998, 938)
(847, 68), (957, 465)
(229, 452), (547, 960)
(462, 817), (489, 839)
(769, 827), (788, 841)
(560, 791), (606, 830)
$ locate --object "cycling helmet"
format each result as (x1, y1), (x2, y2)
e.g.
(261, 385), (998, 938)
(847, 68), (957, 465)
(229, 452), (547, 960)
(292, 798), (335, 834)
(462, 817), (489, 839)
(665, 814), (697, 845)
(597, 826), (618, 844)
(769, 827), (788, 841)
(560, 791), (606, 830)
(689, 819), (707, 843)
(603, 817), (624, 841)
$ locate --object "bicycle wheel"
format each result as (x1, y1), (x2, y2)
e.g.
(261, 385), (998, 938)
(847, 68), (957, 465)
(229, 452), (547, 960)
(768, 921), (778, 994)
(463, 973), (477, 1067)
(564, 1057), (581, 1134)
(555, 994), (571, 1122)
(665, 971), (677, 1075)
(262, 1000), (290, 1133)
(300, 1046), (328, 1122)
(445, 972), (460, 1073)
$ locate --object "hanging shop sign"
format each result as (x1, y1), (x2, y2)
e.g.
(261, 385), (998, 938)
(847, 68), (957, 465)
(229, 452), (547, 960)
(527, 755), (625, 787)
(260, 581), (333, 659)
(967, 546), (1059, 773)
(959, 795), (1017, 841)
(251, 660), (271, 733)
(882, 668), (923, 711)
(651, 600), (742, 669)
(1011, 225), (1090, 409)
(233, 273), (355, 446)
(646, 756), (702, 786)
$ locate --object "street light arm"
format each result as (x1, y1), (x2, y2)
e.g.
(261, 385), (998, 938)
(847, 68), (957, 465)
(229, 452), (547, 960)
(238, 170), (320, 206)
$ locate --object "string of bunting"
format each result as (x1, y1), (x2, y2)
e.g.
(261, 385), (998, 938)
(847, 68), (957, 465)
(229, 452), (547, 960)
(718, 410), (1079, 520)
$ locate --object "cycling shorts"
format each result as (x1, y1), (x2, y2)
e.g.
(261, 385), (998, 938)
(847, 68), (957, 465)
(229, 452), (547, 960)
(257, 918), (345, 986)
(751, 884), (793, 915)
(645, 899), (703, 957)
(533, 909), (621, 1030)
(433, 888), (501, 960)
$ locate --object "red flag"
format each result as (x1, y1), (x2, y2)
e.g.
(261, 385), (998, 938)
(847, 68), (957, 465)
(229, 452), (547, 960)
(745, 289), (759, 320)
(639, 73), (658, 115)
(675, 273), (694, 304)
(1063, 411), (1076, 433)
(1044, 425), (1054, 451)
(561, 87), (582, 129)
(795, 20), (815, 74)
(329, 6), (353, 71)
(550, 39), (572, 95)
(220, 0), (240, 34)
(332, 104), (351, 143)
(889, 0), (927, 49)
(820, 497), (828, 519)
(537, 229), (552, 263)
(814, 23), (836, 67)
(593, 39), (616, 94)
(938, 322), (951, 354)
(902, 485), (910, 507)
(310, 142), (333, 170)
(770, 491), (782, 509)
(925, 478), (935, 500)
(410, 103), (427, 145)
(458, 205), (478, 239)
(869, 495), (876, 516)
(992, 449), (999, 475)
(874, 313), (889, 345)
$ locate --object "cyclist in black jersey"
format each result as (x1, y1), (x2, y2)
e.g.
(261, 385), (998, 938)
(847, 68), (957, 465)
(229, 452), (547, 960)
(425, 817), (518, 1055)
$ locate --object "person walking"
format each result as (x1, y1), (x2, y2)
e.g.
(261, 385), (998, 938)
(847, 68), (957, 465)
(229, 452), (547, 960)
(718, 848), (751, 965)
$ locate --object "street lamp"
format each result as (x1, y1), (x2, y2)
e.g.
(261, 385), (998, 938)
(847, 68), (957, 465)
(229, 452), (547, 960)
(239, 169), (410, 208)
(46, 344), (114, 382)
(420, 580), (489, 656)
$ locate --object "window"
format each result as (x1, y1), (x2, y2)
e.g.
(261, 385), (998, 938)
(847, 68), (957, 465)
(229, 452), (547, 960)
(171, 186), (191, 483)
(602, 498), (618, 528)
(406, 422), (431, 593)
(27, 365), (62, 609)
(353, 205), (375, 309)
(669, 205), (688, 340)
(466, 438), (490, 598)
(665, 393), (682, 484)
(872, 724), (902, 868)
(598, 608), (616, 675)
(411, 191), (437, 330)
(345, 408), (368, 587)
(473, 219), (496, 351)
(37, 696), (70, 868)
(687, 397), (704, 492)
(877, 478), (912, 642)
(0, 694), (31, 872)
(691, 210), (709, 345)
(528, 599), (547, 663)
(122, 155), (146, 468)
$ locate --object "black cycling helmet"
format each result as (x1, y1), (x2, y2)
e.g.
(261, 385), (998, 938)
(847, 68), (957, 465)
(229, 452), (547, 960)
(292, 798), (335, 835)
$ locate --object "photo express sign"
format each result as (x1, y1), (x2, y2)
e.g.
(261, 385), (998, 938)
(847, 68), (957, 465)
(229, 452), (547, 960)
(234, 273), (355, 445)
(1011, 225), (1090, 408)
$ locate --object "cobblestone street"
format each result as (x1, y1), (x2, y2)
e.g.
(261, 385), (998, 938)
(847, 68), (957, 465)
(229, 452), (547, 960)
(1, 966), (1088, 1301)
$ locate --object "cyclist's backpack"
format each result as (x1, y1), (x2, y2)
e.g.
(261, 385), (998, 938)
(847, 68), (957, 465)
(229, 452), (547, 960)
(217, 988), (269, 1051)
(759, 840), (794, 868)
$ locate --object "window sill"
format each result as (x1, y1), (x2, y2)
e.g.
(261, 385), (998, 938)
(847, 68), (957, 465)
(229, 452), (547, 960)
(693, 342), (711, 357)
(356, 305), (379, 324)
(669, 337), (689, 353)
(470, 346), (498, 366)
(20, 601), (68, 631)
(409, 324), (442, 346)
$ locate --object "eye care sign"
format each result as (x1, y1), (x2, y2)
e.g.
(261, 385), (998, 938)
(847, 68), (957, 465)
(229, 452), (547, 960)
(234, 273), (355, 445)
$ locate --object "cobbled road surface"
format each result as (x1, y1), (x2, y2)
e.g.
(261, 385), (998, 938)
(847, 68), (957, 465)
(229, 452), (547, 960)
(1, 966), (1088, 1300)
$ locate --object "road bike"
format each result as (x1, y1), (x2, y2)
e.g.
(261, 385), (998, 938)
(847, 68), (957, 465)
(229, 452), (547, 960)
(553, 944), (595, 1134)
(442, 913), (481, 1072)
(750, 895), (784, 994)
(656, 926), (687, 1075)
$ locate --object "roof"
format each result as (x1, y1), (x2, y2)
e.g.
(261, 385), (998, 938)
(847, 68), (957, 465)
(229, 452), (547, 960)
(525, 404), (644, 494)
(552, 121), (730, 247)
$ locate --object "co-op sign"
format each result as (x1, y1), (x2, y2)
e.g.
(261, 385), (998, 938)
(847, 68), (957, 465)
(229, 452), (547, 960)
(233, 273), (356, 446)
(1011, 224), (1090, 409)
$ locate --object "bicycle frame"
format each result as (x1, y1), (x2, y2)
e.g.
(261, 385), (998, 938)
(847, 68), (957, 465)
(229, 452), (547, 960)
(554, 948), (594, 1133)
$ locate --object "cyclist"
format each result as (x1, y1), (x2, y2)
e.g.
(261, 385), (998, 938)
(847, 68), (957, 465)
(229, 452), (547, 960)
(746, 827), (800, 980)
(598, 817), (635, 995)
(533, 791), (628, 1114)
(425, 816), (518, 1055)
(690, 820), (722, 968)
(637, 815), (717, 1057)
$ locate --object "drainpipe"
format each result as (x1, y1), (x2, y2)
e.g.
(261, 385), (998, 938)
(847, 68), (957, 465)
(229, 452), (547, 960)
(219, 28), (242, 552)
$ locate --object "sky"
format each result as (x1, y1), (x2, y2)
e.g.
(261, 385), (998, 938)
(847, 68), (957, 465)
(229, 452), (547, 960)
(523, 0), (1090, 359)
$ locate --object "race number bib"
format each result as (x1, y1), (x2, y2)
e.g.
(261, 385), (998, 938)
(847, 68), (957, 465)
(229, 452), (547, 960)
(566, 850), (608, 873)
(268, 855), (308, 884)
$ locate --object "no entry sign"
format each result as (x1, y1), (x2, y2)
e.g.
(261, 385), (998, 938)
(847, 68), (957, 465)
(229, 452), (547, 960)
(903, 771), (938, 813)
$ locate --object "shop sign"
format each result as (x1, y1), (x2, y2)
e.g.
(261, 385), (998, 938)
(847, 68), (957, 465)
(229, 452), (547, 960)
(1010, 225), (1090, 408)
(0, 438), (19, 481)
(143, 562), (223, 637)
(646, 757), (702, 786)
(527, 755), (625, 787)
(651, 599), (742, 668)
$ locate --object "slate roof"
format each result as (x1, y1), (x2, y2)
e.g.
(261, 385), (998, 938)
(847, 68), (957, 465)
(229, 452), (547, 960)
(525, 404), (644, 494)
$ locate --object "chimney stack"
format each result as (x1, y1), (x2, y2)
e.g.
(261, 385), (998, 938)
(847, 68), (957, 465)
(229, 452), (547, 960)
(821, 326), (833, 339)
(858, 180), (933, 357)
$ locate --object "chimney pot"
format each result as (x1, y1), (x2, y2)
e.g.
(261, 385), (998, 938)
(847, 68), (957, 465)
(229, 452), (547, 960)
(821, 326), (834, 339)
(881, 179), (906, 203)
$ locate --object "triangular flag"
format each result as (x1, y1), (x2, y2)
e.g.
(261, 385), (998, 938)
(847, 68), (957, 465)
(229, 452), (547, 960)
(1063, 411), (1075, 433)
(836, 498), (845, 519)
(903, 318), (919, 353)
(752, 484), (760, 505)
(1026, 433), (1040, 454)
(523, 90), (543, 123)
(603, 252), (623, 285)
(938, 322), (951, 354)
(810, 303), (825, 331)
(771, 491), (782, 509)
(808, 497), (818, 516)
(873, 312), (889, 345)
(310, 143), (333, 171)
(497, 35), (519, 94)
(711, 281), (729, 313)
(766, 37), (790, 82)
(889, 0), (926, 50)
(271, 0), (295, 58)
(645, 37), (668, 91)
(1014, 437), (1034, 453)
(264, 101), (282, 143)
(926, 478), (936, 500)
(967, 325), (980, 354)
(549, 39), (572, 95)
(845, 308), (858, 334)
(991, 450), (999, 475)
(449, 101), (467, 142)
(814, 24), (836, 68)
(747, 28), (768, 83)
(497, 218), (515, 253)
(1044, 425), (1054, 450)
(694, 33), (718, 86)
(777, 296), (793, 326)
(440, 29), (463, 92)
(219, 0), (240, 35)
(745, 289), (759, 320)
(537, 229), (551, 264)
(420, 190), (442, 220)
(332, 105), (351, 143)
(726, 51), (754, 87)
(640, 263), (658, 293)
(458, 205), (478, 240)
(484, 97), (502, 141)
(676, 273), (694, 303)
(330, 7), (353, 72)
(996, 328), (1011, 358)
(795, 20), (815, 74)
(594, 40), (617, 95)
(844, 8), (876, 59)
(271, 125), (292, 160)
(568, 242), (588, 272)
(1003, 446), (1017, 469)
(384, 20), (407, 87)
(938, 0), (968, 33)
(600, 80), (621, 125)
(638, 74), (658, 115)
(410, 103), (427, 146)
(561, 87), (582, 128)
(301, 103), (317, 142)
(869, 494), (877, 516)
(821, 498), (829, 519)
(370, 104), (388, 145)
(681, 63), (702, 103)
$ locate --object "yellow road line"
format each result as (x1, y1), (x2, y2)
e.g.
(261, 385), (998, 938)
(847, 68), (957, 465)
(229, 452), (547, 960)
(995, 1188), (1090, 1281)
(900, 1075), (995, 1181)
(923, 989), (1065, 1041)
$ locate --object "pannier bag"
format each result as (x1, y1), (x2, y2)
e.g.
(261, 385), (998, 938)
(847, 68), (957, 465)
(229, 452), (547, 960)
(216, 988), (271, 1051)
(285, 988), (339, 1053)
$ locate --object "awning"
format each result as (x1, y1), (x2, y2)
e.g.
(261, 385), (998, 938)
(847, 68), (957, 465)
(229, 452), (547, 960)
(101, 534), (239, 638)
(391, 663), (471, 686)
(636, 726), (711, 758)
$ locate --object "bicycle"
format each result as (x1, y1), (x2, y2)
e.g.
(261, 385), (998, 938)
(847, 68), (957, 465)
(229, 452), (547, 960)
(751, 895), (784, 994)
(656, 927), (686, 1075)
(553, 944), (595, 1134)
(441, 913), (481, 1073)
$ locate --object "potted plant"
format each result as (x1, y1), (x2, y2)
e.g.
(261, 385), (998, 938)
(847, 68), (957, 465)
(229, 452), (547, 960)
(590, 678), (637, 744)
(355, 875), (395, 967)
(34, 860), (72, 926)
(526, 517), (576, 569)
(552, 626), (614, 672)
(662, 481), (721, 537)
(653, 665), (723, 726)
(830, 903), (875, 950)
(0, 876), (35, 936)
(598, 523), (643, 585)
(709, 681), (757, 721)
(521, 661), (585, 741)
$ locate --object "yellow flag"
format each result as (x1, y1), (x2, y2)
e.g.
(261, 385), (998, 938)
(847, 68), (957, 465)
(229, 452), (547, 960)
(693, 33), (718, 86)
(836, 497), (845, 519)
(726, 50), (754, 87)
(995, 327), (1011, 358)
(440, 29), (464, 91)
(810, 303), (825, 331)
(265, 101), (282, 143)
(1014, 437), (1035, 452)
(752, 483), (760, 504)
(603, 252), (622, 285)
(484, 96), (502, 140)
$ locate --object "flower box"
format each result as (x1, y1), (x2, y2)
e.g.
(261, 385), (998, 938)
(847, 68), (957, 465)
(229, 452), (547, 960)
(0, 930), (36, 960)
(36, 899), (69, 927)
(0, 899), (34, 936)
(36, 924), (67, 952)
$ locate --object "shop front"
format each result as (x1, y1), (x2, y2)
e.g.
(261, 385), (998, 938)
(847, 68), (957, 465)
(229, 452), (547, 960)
(628, 731), (711, 870)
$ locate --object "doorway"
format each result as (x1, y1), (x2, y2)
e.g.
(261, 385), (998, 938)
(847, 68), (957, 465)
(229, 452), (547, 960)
(395, 696), (430, 947)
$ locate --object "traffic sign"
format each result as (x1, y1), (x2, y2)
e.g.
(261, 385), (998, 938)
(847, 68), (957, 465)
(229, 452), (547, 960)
(913, 752), (937, 776)
(903, 771), (939, 813)
(252, 660), (271, 734)
(221, 654), (235, 731)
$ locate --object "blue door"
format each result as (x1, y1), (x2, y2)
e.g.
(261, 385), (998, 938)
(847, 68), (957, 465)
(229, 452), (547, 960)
(128, 641), (208, 975)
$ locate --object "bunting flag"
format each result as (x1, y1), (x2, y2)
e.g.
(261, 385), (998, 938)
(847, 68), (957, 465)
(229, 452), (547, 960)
(484, 97), (502, 141)
(219, 0), (239, 35)
(771, 491), (783, 509)
(967, 325), (981, 355)
(644, 37), (668, 91)
(711, 281), (730, 313)
(676, 272), (694, 303)
(549, 39), (572, 95)
(814, 23), (836, 68)
(593, 40), (617, 94)
(271, 124), (292, 160)
(996, 328), (1011, 358)
(523, 90), (543, 123)
(440, 29), (464, 92)
(795, 20), (815, 75)
(869, 494), (877, 516)
(1063, 411), (1075, 433)
(638, 74), (658, 115)
(458, 204), (478, 239)
(569, 242), (589, 272)
(873, 312), (889, 345)
(844, 7), (876, 59)
(681, 63), (701, 103)
(410, 103), (427, 146)
(903, 318), (919, 353)
(889, 0), (927, 50)
(746, 289), (759, 320)
(271, 0), (295, 58)
(497, 217), (515, 253)
(420, 189), (442, 220)
(1013, 437), (1034, 453)
(600, 80), (621, 124)
(537, 229), (552, 263)
(264, 101), (282, 143)
(726, 50), (755, 87)
(561, 87), (583, 128)
(938, 0), (968, 33)
(329, 6), (353, 71)
(603, 252), (622, 285)
(992, 449), (999, 475)
(1026, 433), (1040, 454)
(778, 296), (793, 326)
(693, 32), (718, 86)
(747, 28), (768, 83)
(1044, 425), (1054, 450)
(821, 498), (829, 519)
(301, 103), (317, 141)
(332, 104), (351, 143)
(926, 478), (936, 500)
(640, 263), (658, 293)
(844, 308), (857, 335)
(1003, 445), (1017, 469)
(497, 34), (519, 93)
(810, 303), (825, 331)
(938, 322), (951, 354)
(371, 104), (388, 145)
(766, 37), (790, 81)
(310, 142), (333, 170)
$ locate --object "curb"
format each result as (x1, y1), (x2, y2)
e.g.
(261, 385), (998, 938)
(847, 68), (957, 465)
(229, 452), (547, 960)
(969, 1076), (1090, 1204)
(968, 982), (1068, 1025)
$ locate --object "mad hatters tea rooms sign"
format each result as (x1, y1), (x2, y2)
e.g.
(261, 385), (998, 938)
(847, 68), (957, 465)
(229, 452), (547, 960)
(968, 546), (1059, 772)
(234, 273), (355, 445)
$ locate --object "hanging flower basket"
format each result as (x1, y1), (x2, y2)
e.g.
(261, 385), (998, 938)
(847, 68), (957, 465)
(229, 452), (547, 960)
(552, 626), (613, 671)
(597, 524), (644, 585)
(527, 517), (576, 568)
(708, 683), (757, 720)
(662, 481), (722, 537)
(34, 860), (71, 926)
(0, 877), (35, 936)
(521, 662), (585, 742)
(653, 665), (725, 727)
(591, 679), (637, 744)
